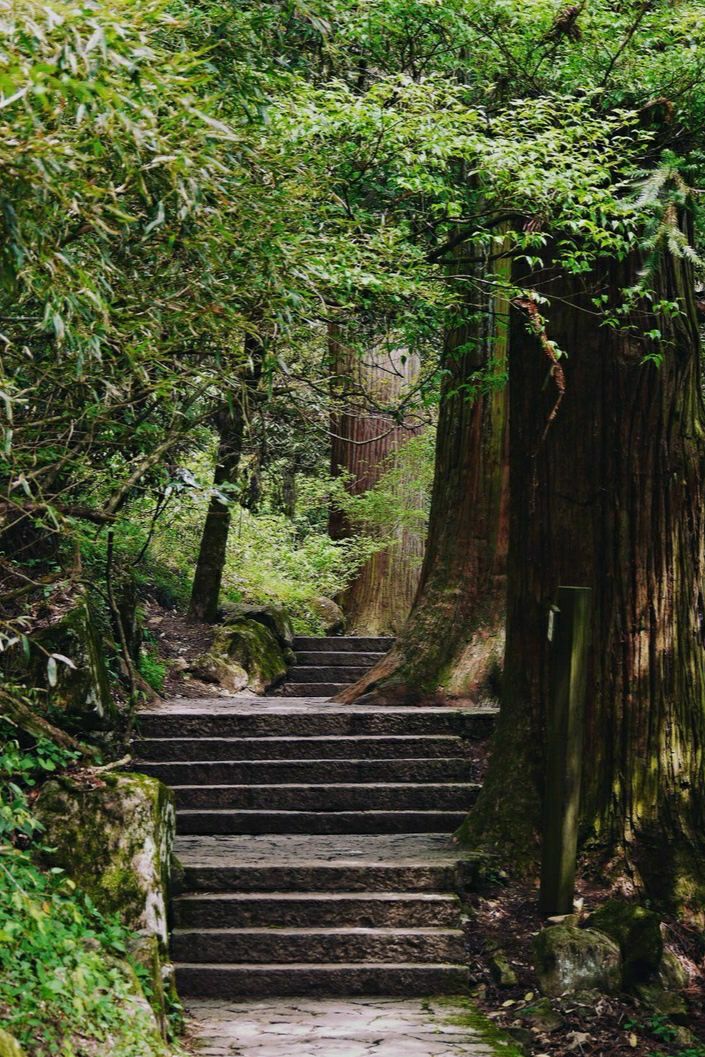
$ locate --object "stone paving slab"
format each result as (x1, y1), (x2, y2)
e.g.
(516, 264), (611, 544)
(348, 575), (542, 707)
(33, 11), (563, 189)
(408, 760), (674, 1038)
(187, 996), (504, 1056)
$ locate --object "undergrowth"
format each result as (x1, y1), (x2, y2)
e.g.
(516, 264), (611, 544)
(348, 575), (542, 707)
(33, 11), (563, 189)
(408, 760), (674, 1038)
(0, 717), (177, 1057)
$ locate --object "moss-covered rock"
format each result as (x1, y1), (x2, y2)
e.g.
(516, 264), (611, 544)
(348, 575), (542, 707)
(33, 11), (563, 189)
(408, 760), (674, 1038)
(659, 949), (689, 990)
(0, 1029), (26, 1057)
(35, 772), (174, 946)
(586, 900), (663, 987)
(190, 649), (248, 692)
(533, 924), (622, 997)
(202, 619), (287, 693)
(220, 602), (294, 647)
(486, 944), (518, 987)
(310, 596), (345, 635)
(517, 997), (563, 1032)
(634, 982), (690, 1025)
(4, 591), (115, 730)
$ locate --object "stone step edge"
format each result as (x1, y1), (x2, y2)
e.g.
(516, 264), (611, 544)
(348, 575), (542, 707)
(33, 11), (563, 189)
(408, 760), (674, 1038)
(171, 782), (480, 791)
(140, 756), (471, 765)
(175, 961), (466, 970)
(172, 926), (464, 936)
(134, 734), (469, 745)
(174, 891), (461, 902)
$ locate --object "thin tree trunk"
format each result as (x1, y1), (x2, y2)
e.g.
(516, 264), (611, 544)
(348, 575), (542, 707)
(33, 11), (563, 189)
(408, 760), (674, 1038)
(329, 330), (424, 635)
(188, 344), (262, 624)
(465, 227), (705, 908)
(337, 268), (510, 705)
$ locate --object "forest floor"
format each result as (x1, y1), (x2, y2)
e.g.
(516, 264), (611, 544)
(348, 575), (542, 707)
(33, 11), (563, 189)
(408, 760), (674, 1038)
(461, 745), (705, 1057)
(144, 601), (219, 698)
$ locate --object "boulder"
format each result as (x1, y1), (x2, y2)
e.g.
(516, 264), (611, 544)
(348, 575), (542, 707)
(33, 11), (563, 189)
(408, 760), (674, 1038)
(0, 1030), (25, 1057)
(533, 924), (622, 997)
(189, 650), (248, 693)
(196, 619), (287, 694)
(3, 592), (115, 730)
(220, 602), (294, 648)
(35, 772), (174, 947)
(586, 900), (662, 986)
(310, 596), (345, 635)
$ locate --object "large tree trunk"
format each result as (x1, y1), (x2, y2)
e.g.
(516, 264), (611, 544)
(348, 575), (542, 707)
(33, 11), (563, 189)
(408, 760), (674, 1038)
(465, 230), (705, 908)
(329, 331), (424, 635)
(188, 346), (262, 624)
(337, 275), (510, 705)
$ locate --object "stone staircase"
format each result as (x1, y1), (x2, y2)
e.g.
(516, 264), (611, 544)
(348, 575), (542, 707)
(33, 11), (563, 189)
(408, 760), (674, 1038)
(134, 693), (496, 999)
(277, 635), (394, 697)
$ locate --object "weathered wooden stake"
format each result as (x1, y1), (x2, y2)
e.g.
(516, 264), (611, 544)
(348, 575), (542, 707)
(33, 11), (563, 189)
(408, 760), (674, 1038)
(540, 585), (591, 916)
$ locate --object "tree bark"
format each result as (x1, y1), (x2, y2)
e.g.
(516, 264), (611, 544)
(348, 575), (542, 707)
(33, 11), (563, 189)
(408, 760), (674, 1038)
(329, 331), (424, 635)
(465, 228), (705, 909)
(188, 344), (262, 624)
(337, 272), (510, 705)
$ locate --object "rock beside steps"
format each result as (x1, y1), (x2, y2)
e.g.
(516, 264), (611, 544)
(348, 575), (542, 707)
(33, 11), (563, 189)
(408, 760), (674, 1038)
(134, 696), (497, 998)
(277, 635), (394, 697)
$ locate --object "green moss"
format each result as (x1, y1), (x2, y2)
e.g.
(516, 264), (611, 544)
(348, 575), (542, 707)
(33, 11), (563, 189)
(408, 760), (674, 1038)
(0, 1029), (26, 1057)
(35, 772), (175, 944)
(431, 996), (526, 1055)
(216, 618), (287, 692)
(586, 901), (662, 987)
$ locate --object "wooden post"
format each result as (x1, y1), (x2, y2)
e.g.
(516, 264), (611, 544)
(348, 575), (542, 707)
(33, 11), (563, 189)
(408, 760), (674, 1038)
(540, 586), (591, 917)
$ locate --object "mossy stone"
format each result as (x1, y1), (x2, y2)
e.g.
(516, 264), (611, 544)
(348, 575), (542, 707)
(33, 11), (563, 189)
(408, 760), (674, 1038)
(517, 997), (563, 1031)
(0, 1029), (25, 1057)
(35, 772), (175, 947)
(220, 603), (294, 647)
(634, 983), (690, 1025)
(586, 900), (663, 986)
(310, 596), (345, 635)
(215, 618), (287, 693)
(486, 944), (518, 987)
(533, 924), (622, 997)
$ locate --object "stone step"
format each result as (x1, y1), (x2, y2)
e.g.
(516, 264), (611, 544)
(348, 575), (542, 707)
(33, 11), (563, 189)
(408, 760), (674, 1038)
(137, 704), (497, 739)
(172, 891), (462, 929)
(171, 926), (466, 965)
(278, 682), (348, 697)
(175, 961), (469, 997)
(173, 782), (481, 812)
(292, 637), (394, 653)
(137, 757), (472, 785)
(295, 651), (382, 667)
(287, 666), (372, 684)
(177, 809), (469, 835)
(134, 734), (468, 762)
(175, 834), (483, 893)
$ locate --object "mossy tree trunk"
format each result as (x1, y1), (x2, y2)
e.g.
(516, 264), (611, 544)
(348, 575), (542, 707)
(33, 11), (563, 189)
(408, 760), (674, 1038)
(329, 329), (424, 636)
(337, 272), (510, 705)
(466, 230), (705, 909)
(188, 343), (262, 624)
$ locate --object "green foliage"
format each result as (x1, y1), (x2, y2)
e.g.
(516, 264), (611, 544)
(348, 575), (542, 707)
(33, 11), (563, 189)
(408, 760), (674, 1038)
(0, 722), (78, 840)
(0, 720), (174, 1056)
(138, 650), (168, 694)
(336, 431), (435, 542)
(126, 451), (380, 630)
(0, 846), (173, 1057)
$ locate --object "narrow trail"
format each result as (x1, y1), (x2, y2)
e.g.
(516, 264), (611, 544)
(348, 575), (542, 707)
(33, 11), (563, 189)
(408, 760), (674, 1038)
(134, 635), (501, 1054)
